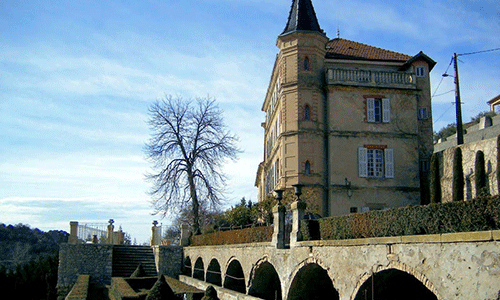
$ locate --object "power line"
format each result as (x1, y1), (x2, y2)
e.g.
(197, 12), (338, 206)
(433, 103), (455, 124)
(431, 57), (453, 98)
(433, 89), (455, 98)
(458, 48), (500, 56)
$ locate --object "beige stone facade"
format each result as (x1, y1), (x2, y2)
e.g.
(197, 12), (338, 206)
(255, 0), (435, 217)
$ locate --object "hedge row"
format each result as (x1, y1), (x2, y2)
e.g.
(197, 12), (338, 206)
(190, 226), (273, 246)
(303, 195), (500, 241)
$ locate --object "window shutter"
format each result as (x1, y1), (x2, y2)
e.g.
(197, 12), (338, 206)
(367, 98), (375, 122)
(382, 98), (391, 123)
(358, 147), (368, 177)
(384, 148), (394, 178)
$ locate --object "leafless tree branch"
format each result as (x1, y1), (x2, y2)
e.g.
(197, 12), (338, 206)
(145, 95), (239, 234)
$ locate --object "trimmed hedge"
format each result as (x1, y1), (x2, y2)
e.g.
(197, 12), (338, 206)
(303, 195), (500, 241)
(190, 226), (273, 246)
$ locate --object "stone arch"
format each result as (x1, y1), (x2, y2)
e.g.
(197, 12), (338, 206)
(351, 262), (440, 300)
(248, 257), (282, 300)
(193, 257), (205, 281)
(183, 256), (192, 277)
(224, 258), (246, 294)
(287, 259), (339, 300)
(206, 258), (222, 286)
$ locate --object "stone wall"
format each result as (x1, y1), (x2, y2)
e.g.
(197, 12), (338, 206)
(57, 244), (113, 298)
(439, 136), (498, 202)
(153, 246), (183, 278)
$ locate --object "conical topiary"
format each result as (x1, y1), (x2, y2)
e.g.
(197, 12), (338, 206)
(201, 285), (220, 300)
(130, 263), (147, 278)
(146, 275), (175, 300)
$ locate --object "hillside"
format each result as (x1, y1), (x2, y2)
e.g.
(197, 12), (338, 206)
(0, 223), (68, 269)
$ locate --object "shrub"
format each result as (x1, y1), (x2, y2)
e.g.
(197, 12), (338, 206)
(306, 195), (500, 241)
(452, 147), (464, 202)
(475, 150), (488, 197)
(429, 153), (441, 203)
(191, 226), (273, 246)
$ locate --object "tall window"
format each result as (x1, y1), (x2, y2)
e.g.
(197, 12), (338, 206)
(304, 56), (310, 71)
(304, 105), (310, 121)
(304, 160), (311, 175)
(358, 147), (394, 178)
(367, 98), (390, 123)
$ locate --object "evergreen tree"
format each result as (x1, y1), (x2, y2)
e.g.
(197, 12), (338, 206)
(429, 153), (441, 203)
(475, 150), (488, 197)
(452, 147), (464, 202)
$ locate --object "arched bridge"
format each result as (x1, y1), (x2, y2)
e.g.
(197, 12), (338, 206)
(180, 230), (500, 300)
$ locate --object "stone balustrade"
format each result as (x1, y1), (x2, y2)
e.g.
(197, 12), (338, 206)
(327, 68), (415, 89)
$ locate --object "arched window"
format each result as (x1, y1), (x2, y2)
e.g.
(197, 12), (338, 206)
(305, 160), (311, 175)
(304, 56), (310, 71)
(304, 105), (310, 121)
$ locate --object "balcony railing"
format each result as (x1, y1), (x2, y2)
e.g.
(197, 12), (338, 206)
(327, 68), (415, 89)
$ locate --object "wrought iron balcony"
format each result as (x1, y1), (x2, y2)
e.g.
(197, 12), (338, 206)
(326, 68), (416, 89)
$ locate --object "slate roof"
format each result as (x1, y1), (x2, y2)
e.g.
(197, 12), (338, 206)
(326, 38), (412, 62)
(281, 0), (324, 35)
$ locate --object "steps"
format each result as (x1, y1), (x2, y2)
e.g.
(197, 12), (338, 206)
(112, 245), (158, 277)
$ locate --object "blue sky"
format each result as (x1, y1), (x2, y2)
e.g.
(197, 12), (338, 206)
(1, 0), (499, 243)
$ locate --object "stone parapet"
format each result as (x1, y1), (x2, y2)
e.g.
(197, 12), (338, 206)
(297, 229), (500, 247)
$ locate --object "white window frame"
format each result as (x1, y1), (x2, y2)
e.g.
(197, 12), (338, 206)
(367, 98), (390, 123)
(358, 147), (394, 178)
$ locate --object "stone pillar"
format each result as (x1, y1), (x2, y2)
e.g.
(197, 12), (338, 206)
(271, 189), (286, 249)
(69, 221), (78, 244)
(151, 220), (161, 246)
(290, 200), (306, 247)
(290, 184), (305, 248)
(180, 224), (191, 246)
(271, 204), (286, 249)
(107, 219), (114, 244)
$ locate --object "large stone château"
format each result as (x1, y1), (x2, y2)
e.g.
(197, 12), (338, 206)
(255, 0), (436, 216)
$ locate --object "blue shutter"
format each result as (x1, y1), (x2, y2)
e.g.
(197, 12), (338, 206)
(367, 98), (375, 122)
(382, 98), (391, 123)
(384, 148), (394, 178)
(358, 147), (368, 178)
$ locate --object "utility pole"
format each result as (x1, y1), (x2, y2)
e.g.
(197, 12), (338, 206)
(453, 53), (464, 145)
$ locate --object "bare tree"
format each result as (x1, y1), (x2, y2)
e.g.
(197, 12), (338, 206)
(145, 95), (239, 234)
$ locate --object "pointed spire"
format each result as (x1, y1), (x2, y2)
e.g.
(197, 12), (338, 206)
(281, 0), (324, 36)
